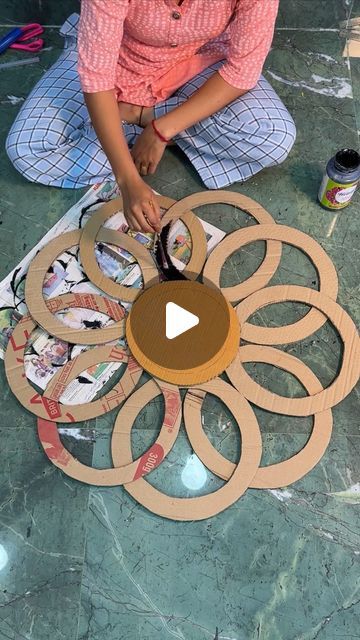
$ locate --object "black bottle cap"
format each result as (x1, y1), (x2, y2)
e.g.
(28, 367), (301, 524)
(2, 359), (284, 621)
(334, 148), (360, 172)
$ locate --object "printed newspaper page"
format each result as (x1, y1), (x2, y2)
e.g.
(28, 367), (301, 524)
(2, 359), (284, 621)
(0, 182), (225, 404)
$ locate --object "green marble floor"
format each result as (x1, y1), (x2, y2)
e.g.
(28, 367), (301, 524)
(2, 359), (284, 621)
(0, 1), (360, 639)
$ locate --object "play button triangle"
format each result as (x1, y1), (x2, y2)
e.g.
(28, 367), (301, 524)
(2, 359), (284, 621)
(166, 302), (199, 340)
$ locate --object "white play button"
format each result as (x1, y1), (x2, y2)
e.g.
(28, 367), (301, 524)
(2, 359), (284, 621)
(166, 302), (199, 340)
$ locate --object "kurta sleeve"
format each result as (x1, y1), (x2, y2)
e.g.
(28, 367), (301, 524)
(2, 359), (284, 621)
(78, 0), (130, 93)
(219, 0), (279, 91)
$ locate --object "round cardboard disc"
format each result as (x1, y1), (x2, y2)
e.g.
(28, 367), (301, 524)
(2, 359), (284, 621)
(5, 293), (141, 422)
(229, 285), (360, 416)
(24, 229), (138, 343)
(184, 346), (333, 488)
(37, 378), (181, 486)
(211, 224), (338, 344)
(126, 281), (240, 386)
(166, 191), (281, 302)
(112, 378), (262, 521)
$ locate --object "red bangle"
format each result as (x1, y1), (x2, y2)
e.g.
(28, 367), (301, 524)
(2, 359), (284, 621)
(151, 119), (169, 143)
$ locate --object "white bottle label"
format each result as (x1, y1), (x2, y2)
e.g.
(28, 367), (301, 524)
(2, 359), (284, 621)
(335, 185), (358, 204)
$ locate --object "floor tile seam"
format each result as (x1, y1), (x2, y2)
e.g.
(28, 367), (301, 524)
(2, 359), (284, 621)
(276, 27), (341, 32)
(73, 485), (92, 640)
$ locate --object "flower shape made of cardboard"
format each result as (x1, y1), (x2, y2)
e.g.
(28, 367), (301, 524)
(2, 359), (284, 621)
(5, 192), (360, 521)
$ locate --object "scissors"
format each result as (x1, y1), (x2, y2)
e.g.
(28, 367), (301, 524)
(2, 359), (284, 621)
(0, 23), (44, 55)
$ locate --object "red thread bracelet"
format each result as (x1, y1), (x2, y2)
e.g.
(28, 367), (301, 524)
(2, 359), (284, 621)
(151, 119), (169, 143)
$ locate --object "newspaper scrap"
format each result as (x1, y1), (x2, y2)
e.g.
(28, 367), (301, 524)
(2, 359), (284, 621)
(0, 181), (225, 405)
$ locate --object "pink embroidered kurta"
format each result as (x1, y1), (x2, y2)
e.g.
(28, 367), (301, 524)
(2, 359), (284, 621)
(78, 0), (279, 106)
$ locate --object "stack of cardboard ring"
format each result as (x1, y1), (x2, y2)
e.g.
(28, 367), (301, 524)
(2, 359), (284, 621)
(4, 191), (360, 521)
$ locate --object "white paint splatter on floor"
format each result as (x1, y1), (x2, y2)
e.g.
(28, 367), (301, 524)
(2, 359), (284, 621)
(266, 70), (353, 98)
(268, 489), (293, 502)
(58, 427), (94, 441)
(1, 95), (25, 105)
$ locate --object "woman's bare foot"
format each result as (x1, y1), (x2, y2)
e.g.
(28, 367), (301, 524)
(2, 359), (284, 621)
(140, 106), (155, 127)
(140, 106), (175, 145)
(120, 103), (176, 146)
(118, 103), (158, 129)
(118, 102), (142, 124)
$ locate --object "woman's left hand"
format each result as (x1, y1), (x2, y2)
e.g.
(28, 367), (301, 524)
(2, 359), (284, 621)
(131, 124), (167, 176)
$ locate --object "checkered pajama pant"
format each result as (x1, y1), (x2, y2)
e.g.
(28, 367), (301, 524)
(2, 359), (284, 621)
(6, 14), (296, 190)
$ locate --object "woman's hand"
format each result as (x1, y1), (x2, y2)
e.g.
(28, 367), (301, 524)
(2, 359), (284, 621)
(120, 174), (161, 233)
(131, 123), (167, 176)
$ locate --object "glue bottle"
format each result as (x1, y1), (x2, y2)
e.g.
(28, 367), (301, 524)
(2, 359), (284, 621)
(318, 148), (360, 210)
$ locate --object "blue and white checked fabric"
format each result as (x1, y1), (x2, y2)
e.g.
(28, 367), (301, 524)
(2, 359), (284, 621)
(6, 13), (296, 190)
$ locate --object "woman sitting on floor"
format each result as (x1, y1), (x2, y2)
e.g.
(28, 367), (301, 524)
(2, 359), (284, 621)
(6, 0), (296, 232)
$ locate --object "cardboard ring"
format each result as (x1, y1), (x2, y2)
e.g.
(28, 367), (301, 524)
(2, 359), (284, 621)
(5, 293), (142, 422)
(204, 223), (337, 312)
(168, 190), (281, 301)
(229, 285), (360, 416)
(24, 230), (133, 343)
(184, 346), (333, 488)
(212, 224), (338, 343)
(160, 195), (208, 280)
(79, 195), (164, 301)
(37, 378), (181, 486)
(79, 194), (207, 286)
(112, 378), (262, 521)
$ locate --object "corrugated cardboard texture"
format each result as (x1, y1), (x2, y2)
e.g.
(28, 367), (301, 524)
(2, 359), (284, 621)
(184, 346), (333, 489)
(6, 322), (142, 421)
(38, 378), (181, 486)
(166, 190), (282, 303)
(3, 189), (359, 520)
(193, 191), (283, 302)
(126, 281), (240, 385)
(25, 230), (133, 343)
(207, 224), (339, 344)
(229, 285), (360, 416)
(341, 18), (360, 57)
(79, 194), (207, 288)
(112, 377), (262, 521)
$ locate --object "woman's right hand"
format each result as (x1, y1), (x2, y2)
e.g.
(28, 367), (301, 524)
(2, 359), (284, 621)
(119, 174), (161, 233)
